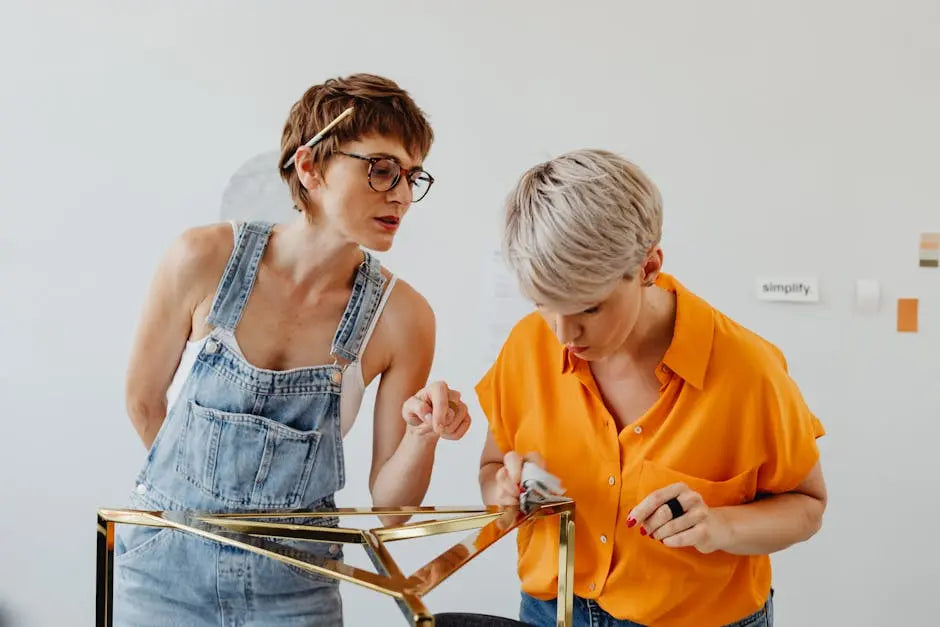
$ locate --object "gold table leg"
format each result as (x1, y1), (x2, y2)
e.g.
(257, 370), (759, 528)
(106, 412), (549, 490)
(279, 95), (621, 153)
(95, 516), (114, 627)
(556, 510), (575, 627)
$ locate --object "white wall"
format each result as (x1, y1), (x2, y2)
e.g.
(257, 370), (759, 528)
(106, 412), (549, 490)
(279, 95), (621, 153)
(2, 1), (939, 625)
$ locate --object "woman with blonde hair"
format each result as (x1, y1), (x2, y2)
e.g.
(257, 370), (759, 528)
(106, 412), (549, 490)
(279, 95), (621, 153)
(477, 149), (826, 626)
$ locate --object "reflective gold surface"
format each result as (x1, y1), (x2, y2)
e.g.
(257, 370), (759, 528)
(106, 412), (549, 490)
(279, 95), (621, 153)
(97, 499), (575, 626)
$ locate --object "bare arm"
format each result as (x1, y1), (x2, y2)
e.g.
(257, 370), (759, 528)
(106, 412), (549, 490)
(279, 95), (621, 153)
(712, 461), (827, 555)
(632, 461), (827, 555)
(368, 282), (470, 524)
(479, 430), (512, 506)
(125, 225), (229, 448)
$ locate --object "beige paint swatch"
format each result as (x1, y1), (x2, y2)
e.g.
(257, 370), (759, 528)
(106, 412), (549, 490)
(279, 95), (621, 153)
(920, 233), (939, 268)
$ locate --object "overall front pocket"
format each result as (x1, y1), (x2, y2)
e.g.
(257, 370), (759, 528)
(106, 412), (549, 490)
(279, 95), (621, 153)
(175, 400), (322, 509)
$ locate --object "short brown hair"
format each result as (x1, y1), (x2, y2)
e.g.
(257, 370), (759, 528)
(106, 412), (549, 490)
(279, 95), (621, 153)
(278, 73), (434, 211)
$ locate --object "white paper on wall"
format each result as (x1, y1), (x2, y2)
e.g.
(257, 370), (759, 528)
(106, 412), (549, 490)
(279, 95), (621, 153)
(482, 248), (534, 364)
(219, 151), (294, 222)
(855, 279), (880, 314)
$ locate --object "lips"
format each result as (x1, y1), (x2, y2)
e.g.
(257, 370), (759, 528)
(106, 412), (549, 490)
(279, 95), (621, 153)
(567, 345), (588, 354)
(375, 216), (400, 232)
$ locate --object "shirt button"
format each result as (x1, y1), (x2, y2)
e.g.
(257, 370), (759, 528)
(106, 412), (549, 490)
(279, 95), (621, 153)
(608, 475), (616, 486)
(135, 483), (147, 494)
(204, 340), (219, 354)
(633, 425), (643, 434)
(589, 583), (596, 592)
(600, 535), (608, 544)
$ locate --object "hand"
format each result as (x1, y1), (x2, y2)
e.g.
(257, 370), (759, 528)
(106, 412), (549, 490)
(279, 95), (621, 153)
(627, 482), (732, 554)
(492, 451), (549, 507)
(401, 380), (471, 440)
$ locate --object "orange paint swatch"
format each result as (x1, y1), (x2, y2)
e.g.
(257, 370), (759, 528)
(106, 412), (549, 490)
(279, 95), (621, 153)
(897, 298), (919, 332)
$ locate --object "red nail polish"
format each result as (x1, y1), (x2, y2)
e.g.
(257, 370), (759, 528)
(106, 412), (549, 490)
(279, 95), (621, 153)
(626, 518), (636, 528)
(640, 527), (647, 536)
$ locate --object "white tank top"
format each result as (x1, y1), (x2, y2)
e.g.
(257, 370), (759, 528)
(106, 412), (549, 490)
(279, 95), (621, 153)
(165, 224), (397, 437)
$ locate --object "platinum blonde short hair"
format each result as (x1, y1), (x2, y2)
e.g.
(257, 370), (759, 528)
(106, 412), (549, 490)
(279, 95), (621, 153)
(503, 149), (663, 306)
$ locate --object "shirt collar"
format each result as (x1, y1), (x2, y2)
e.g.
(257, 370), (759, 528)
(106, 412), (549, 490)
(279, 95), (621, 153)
(559, 273), (714, 389)
(657, 273), (713, 389)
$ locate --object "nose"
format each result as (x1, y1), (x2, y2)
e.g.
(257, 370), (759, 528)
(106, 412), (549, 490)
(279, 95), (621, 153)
(386, 175), (414, 205)
(555, 315), (581, 345)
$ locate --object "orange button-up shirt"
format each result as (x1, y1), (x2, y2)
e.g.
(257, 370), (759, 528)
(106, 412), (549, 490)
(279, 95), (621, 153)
(476, 273), (824, 626)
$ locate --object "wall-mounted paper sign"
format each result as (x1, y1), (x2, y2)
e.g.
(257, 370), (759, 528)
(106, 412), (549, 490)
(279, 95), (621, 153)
(755, 277), (820, 303)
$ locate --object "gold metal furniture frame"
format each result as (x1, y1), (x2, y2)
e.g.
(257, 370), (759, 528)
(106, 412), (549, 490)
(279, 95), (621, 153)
(96, 499), (575, 626)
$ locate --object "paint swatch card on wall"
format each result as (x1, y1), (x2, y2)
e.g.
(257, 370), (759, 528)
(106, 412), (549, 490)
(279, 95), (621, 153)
(919, 233), (939, 268)
(897, 298), (919, 333)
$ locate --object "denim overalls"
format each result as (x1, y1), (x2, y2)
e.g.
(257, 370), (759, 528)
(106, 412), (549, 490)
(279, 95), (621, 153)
(113, 221), (387, 626)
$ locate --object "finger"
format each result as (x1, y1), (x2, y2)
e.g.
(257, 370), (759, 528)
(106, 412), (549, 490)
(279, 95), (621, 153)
(402, 394), (432, 425)
(456, 415), (472, 438)
(440, 403), (469, 436)
(495, 467), (520, 505)
(497, 465), (520, 496)
(650, 507), (705, 542)
(443, 393), (462, 429)
(439, 415), (465, 439)
(444, 401), (461, 428)
(644, 491), (700, 536)
(496, 465), (515, 491)
(523, 451), (546, 469)
(427, 381), (450, 433)
(503, 451), (523, 485)
(662, 523), (707, 549)
(401, 393), (423, 417)
(643, 503), (677, 537)
(442, 414), (471, 440)
(498, 486), (520, 506)
(628, 482), (687, 529)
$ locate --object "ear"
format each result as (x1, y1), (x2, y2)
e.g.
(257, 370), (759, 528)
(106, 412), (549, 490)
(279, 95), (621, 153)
(293, 147), (323, 191)
(640, 246), (664, 286)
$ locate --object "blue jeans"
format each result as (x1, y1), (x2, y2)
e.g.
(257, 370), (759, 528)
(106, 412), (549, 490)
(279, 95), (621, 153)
(520, 591), (773, 627)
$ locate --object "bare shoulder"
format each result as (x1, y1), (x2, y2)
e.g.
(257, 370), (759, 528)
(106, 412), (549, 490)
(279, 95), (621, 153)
(359, 271), (435, 381)
(380, 275), (435, 339)
(163, 223), (236, 299)
(170, 222), (234, 275)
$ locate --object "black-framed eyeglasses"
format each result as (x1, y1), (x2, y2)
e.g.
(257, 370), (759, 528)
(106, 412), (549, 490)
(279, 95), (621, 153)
(334, 151), (434, 203)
